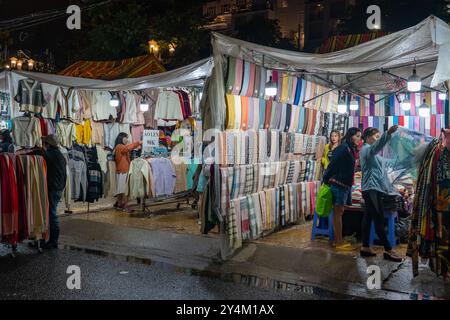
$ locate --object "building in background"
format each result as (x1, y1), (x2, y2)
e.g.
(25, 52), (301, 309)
(304, 0), (356, 51)
(203, 0), (306, 50)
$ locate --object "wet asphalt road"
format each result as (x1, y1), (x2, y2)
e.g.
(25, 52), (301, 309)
(0, 245), (324, 300)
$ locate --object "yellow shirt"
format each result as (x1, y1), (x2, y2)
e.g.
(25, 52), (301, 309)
(75, 119), (92, 145)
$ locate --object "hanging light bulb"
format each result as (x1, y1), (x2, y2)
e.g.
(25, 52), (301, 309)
(337, 94), (347, 114)
(265, 75), (277, 97)
(401, 97), (411, 111)
(140, 97), (149, 112)
(109, 93), (119, 107)
(407, 68), (421, 92)
(438, 92), (447, 101)
(418, 98), (430, 117)
(349, 96), (358, 111)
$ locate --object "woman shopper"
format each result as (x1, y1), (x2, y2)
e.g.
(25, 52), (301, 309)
(114, 132), (142, 212)
(323, 127), (362, 251)
(359, 126), (403, 262)
(321, 130), (342, 170)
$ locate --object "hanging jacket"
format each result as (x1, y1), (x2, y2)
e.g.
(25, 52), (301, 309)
(323, 142), (356, 188)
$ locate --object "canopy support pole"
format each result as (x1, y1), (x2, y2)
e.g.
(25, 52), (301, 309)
(304, 72), (374, 105)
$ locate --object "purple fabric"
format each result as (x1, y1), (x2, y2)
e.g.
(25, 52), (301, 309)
(150, 158), (177, 196)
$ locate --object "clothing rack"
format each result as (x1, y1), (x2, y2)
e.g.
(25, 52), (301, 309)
(139, 190), (192, 215)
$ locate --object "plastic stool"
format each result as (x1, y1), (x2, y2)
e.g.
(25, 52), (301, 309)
(369, 210), (398, 248)
(311, 210), (334, 241)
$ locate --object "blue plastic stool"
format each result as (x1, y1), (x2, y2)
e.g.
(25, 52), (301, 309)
(311, 210), (334, 241)
(369, 210), (398, 248)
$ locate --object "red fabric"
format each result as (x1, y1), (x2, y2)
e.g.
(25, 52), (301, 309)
(176, 92), (186, 119)
(0, 155), (19, 245)
(38, 117), (48, 136)
(398, 116), (404, 127)
(430, 115), (436, 137)
(16, 157), (28, 241)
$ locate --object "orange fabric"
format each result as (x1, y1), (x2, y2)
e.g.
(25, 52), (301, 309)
(115, 142), (141, 173)
(60, 55), (165, 80)
(240, 96), (249, 130)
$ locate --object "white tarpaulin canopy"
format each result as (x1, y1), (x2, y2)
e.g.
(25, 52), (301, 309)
(0, 57), (213, 91)
(211, 16), (450, 94)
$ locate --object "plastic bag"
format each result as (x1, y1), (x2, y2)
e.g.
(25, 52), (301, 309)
(316, 184), (332, 218)
(382, 128), (435, 184)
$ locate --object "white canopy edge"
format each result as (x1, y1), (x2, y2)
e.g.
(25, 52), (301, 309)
(0, 57), (213, 91)
(211, 16), (450, 93)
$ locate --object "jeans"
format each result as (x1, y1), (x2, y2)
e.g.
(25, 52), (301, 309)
(48, 190), (63, 245)
(330, 183), (352, 206)
(362, 190), (392, 251)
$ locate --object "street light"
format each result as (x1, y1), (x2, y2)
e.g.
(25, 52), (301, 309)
(168, 43), (176, 55)
(10, 57), (17, 68)
(148, 40), (159, 55)
(16, 59), (23, 70)
(28, 59), (34, 71)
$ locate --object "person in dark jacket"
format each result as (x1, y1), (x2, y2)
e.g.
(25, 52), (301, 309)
(42, 134), (67, 249)
(0, 129), (14, 153)
(323, 127), (362, 251)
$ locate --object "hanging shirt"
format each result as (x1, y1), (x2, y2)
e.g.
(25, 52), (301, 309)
(14, 79), (47, 113)
(57, 120), (76, 148)
(154, 91), (184, 120)
(41, 83), (58, 119)
(55, 87), (82, 121)
(92, 91), (117, 121)
(121, 92), (138, 124)
(149, 158), (177, 196)
(11, 116), (42, 148)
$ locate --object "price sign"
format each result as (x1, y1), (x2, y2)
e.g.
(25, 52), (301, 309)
(143, 130), (159, 152)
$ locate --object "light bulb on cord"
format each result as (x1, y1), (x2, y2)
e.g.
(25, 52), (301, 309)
(265, 75), (277, 97)
(438, 92), (447, 100)
(401, 98), (411, 111)
(407, 68), (422, 92)
(337, 94), (347, 114)
(349, 96), (358, 111)
(109, 93), (119, 107)
(140, 98), (149, 112)
(418, 99), (430, 118)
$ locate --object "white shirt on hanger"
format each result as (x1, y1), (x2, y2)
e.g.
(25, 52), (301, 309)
(93, 91), (117, 121)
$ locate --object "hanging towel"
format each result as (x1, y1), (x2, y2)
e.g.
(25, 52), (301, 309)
(232, 58), (244, 95)
(240, 61), (251, 96)
(226, 57), (236, 93)
(253, 65), (261, 98)
(240, 96), (249, 130)
(246, 63), (256, 97)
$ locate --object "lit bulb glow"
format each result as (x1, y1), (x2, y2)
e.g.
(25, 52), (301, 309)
(438, 92), (447, 100)
(140, 102), (149, 112)
(418, 106), (430, 117)
(401, 101), (411, 111)
(337, 103), (347, 114)
(110, 98), (119, 107)
(265, 87), (277, 97)
(349, 101), (358, 111)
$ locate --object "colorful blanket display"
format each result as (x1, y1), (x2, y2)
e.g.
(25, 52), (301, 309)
(348, 93), (446, 137)
(407, 131), (450, 278)
(224, 57), (347, 136)
(0, 154), (49, 246)
(217, 57), (350, 250)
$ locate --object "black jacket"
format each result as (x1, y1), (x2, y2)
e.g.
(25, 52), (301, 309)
(323, 142), (356, 188)
(44, 147), (67, 192)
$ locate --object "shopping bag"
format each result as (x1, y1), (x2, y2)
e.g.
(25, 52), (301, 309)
(316, 183), (332, 218)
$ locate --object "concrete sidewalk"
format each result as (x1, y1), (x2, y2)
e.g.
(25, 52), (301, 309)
(59, 217), (450, 300)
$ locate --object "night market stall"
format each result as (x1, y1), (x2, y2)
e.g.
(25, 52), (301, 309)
(202, 15), (450, 279)
(0, 57), (213, 255)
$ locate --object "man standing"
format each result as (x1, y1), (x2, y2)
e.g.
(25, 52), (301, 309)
(42, 134), (67, 249)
